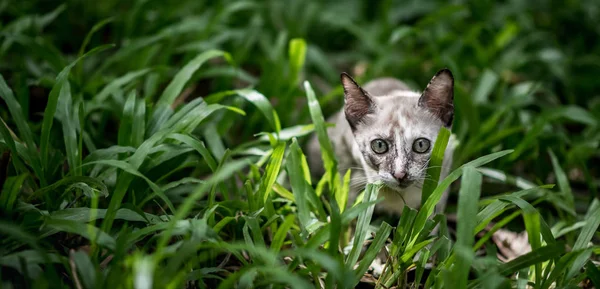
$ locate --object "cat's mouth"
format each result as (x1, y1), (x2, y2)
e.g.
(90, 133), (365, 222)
(382, 179), (413, 191)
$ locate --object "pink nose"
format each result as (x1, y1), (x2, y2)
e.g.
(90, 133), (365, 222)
(394, 171), (406, 181)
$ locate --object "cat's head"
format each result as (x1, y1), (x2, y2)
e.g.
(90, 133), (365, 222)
(341, 69), (454, 191)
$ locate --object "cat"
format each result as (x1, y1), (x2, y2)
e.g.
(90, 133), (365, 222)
(307, 69), (458, 216)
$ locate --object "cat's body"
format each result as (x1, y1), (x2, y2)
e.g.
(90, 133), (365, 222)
(307, 70), (458, 216)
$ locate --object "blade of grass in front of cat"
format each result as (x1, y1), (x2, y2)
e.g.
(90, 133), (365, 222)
(410, 149), (513, 247)
(452, 166), (482, 289)
(421, 126), (450, 206)
(345, 183), (382, 270)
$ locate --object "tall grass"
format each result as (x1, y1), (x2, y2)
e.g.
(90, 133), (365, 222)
(0, 0), (599, 288)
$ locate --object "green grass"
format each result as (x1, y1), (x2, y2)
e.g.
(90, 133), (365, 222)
(1, 0), (600, 288)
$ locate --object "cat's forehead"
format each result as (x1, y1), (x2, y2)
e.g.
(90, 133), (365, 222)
(367, 95), (443, 133)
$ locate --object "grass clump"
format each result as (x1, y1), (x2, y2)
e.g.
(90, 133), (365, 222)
(1, 1), (599, 288)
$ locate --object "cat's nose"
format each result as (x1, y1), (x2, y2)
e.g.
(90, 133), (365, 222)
(393, 171), (407, 182)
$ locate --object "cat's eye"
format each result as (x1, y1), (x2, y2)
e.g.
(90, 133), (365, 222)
(370, 139), (388, 154)
(412, 138), (430, 153)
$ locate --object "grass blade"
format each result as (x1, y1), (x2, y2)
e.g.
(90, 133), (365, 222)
(304, 81), (337, 184)
(548, 149), (575, 211)
(259, 142), (285, 203)
(286, 138), (312, 237)
(421, 127), (451, 207)
(346, 183), (382, 269)
(410, 150), (513, 246)
(453, 167), (482, 289)
(40, 44), (114, 176)
(149, 50), (229, 134)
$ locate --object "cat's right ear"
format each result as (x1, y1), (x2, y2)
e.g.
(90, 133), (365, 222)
(341, 72), (374, 128)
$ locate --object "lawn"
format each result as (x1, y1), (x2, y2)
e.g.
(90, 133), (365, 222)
(1, 0), (599, 288)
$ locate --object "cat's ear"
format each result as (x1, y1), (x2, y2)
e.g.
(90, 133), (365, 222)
(341, 72), (374, 128)
(418, 68), (454, 126)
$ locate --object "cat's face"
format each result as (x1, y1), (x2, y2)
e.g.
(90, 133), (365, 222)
(341, 69), (454, 192)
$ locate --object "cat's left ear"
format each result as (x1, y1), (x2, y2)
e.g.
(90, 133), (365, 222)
(341, 72), (375, 129)
(418, 68), (454, 126)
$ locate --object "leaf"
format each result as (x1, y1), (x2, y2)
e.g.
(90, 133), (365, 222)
(288, 38), (307, 87)
(586, 261), (600, 288)
(548, 149), (575, 209)
(235, 89), (281, 133)
(260, 142), (286, 203)
(118, 91), (137, 147)
(453, 167), (482, 289)
(572, 203), (600, 251)
(102, 102), (229, 232)
(154, 159), (250, 259)
(345, 183), (382, 269)
(286, 138), (312, 237)
(469, 243), (566, 288)
(93, 68), (153, 103)
(84, 159), (174, 213)
(132, 98), (146, 147)
(49, 207), (159, 224)
(421, 127), (451, 206)
(304, 81), (337, 185)
(45, 219), (116, 250)
(0, 250), (63, 278)
(475, 186), (549, 234)
(271, 215), (295, 253)
(0, 75), (42, 177)
(167, 133), (217, 172)
(473, 69), (499, 104)
(56, 81), (81, 175)
(0, 174), (27, 212)
(336, 169), (351, 213)
(70, 250), (97, 289)
(410, 150), (513, 246)
(257, 124), (314, 143)
(352, 222), (392, 286)
(40, 44), (115, 174)
(33, 176), (108, 200)
(149, 50), (229, 134)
